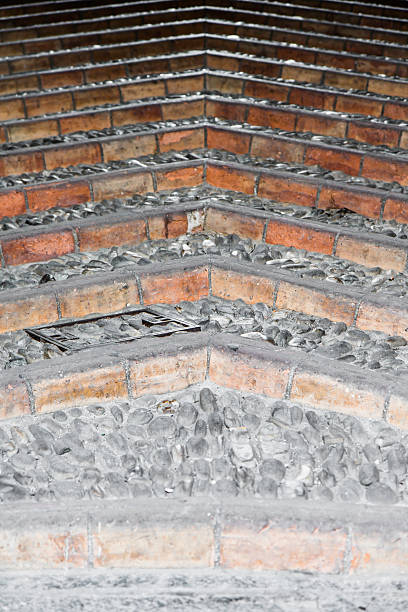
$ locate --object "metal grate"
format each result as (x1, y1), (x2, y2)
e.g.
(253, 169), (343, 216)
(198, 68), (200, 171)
(25, 306), (201, 352)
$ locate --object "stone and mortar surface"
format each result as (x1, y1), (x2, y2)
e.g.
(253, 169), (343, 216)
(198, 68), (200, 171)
(0, 382), (405, 506)
(1, 569), (408, 611)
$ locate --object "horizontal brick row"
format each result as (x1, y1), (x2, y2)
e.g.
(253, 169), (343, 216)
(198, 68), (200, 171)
(1, 156), (407, 222)
(0, 125), (205, 174)
(206, 158), (408, 223)
(1, 323), (408, 428)
(0, 161), (203, 218)
(1, 199), (406, 274)
(2, 256), (408, 369)
(1, 21), (407, 79)
(2, 493), (408, 574)
(0, 9), (407, 64)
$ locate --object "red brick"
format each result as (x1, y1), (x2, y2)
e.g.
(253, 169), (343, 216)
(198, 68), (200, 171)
(297, 115), (347, 138)
(120, 80), (166, 102)
(0, 190), (26, 218)
(2, 230), (75, 266)
(25, 92), (73, 118)
(266, 219), (335, 254)
(206, 207), (265, 240)
(158, 128), (204, 152)
(0, 98), (25, 121)
(59, 111), (110, 135)
(258, 175), (317, 207)
(0, 292), (59, 334)
(211, 267), (276, 305)
(162, 99), (204, 120)
(288, 87), (336, 111)
(8, 119), (59, 142)
(91, 171), (153, 201)
(26, 181), (91, 212)
(335, 236), (407, 271)
(147, 212), (188, 240)
(78, 219), (147, 251)
(0, 378), (31, 419)
(102, 134), (156, 162)
(207, 127), (251, 154)
(44, 142), (101, 169)
(335, 95), (383, 117)
(167, 75), (204, 94)
(140, 266), (209, 304)
(362, 156), (408, 185)
(41, 69), (84, 90)
(348, 123), (400, 148)
(206, 165), (255, 194)
(244, 80), (288, 102)
(318, 187), (382, 219)
(281, 65), (323, 84)
(356, 301), (408, 339)
(383, 197), (408, 223)
(305, 146), (361, 175)
(74, 86), (120, 110)
(0, 151), (44, 175)
(206, 100), (247, 122)
(251, 135), (306, 163)
(112, 104), (162, 126)
(156, 165), (203, 190)
(247, 106), (296, 130)
(276, 281), (357, 325)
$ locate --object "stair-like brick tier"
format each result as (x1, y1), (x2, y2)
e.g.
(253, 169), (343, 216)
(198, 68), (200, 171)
(2, 0), (408, 587)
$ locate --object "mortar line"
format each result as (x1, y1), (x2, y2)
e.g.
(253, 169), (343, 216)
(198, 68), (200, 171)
(87, 513), (94, 569)
(314, 183), (322, 209)
(151, 169), (158, 192)
(145, 216), (151, 241)
(213, 504), (221, 568)
(351, 297), (363, 327)
(357, 154), (365, 177)
(123, 358), (133, 400)
(72, 227), (80, 252)
(284, 365), (297, 400)
(254, 172), (261, 196)
(135, 274), (144, 304)
(206, 344), (212, 380)
(88, 181), (95, 203)
(262, 220), (268, 242)
(0, 244), (5, 268)
(271, 279), (280, 311)
(23, 376), (36, 416)
(379, 194), (387, 222)
(343, 525), (354, 575)
(332, 231), (340, 257)
(203, 158), (208, 183)
(383, 392), (391, 422)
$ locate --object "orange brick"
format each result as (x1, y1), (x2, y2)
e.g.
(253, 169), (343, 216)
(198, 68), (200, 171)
(0, 190), (26, 218)
(59, 111), (110, 135)
(324, 72), (367, 91)
(129, 347), (207, 398)
(356, 300), (408, 339)
(281, 65), (323, 84)
(8, 119), (59, 142)
(335, 95), (383, 117)
(276, 281), (357, 325)
(305, 146), (361, 175)
(211, 267), (276, 304)
(32, 364), (128, 414)
(147, 212), (188, 240)
(258, 175), (317, 207)
(206, 207), (265, 240)
(206, 100), (247, 122)
(335, 235), (407, 272)
(368, 79), (408, 98)
(101, 134), (156, 162)
(26, 181), (91, 212)
(2, 230), (75, 266)
(383, 197), (408, 223)
(206, 74), (243, 94)
(209, 345), (289, 398)
(140, 266), (209, 304)
(291, 370), (384, 419)
(348, 123), (400, 148)
(156, 165), (203, 190)
(220, 523), (347, 572)
(112, 104), (162, 126)
(167, 75), (204, 94)
(0, 292), (59, 333)
(25, 92), (73, 117)
(158, 128), (204, 152)
(388, 395), (408, 430)
(120, 80), (166, 102)
(318, 187), (382, 219)
(162, 99), (204, 120)
(383, 101), (407, 121)
(288, 87), (336, 111)
(0, 98), (25, 121)
(75, 86), (120, 110)
(78, 218), (146, 251)
(0, 151), (44, 175)
(44, 142), (101, 169)
(91, 171), (153, 201)
(251, 135), (306, 163)
(266, 219), (335, 254)
(207, 127), (251, 154)
(350, 530), (408, 574)
(41, 69), (84, 90)
(206, 165), (255, 194)
(207, 54), (240, 71)
(0, 378), (31, 419)
(297, 115), (347, 138)
(247, 106), (296, 130)
(244, 80), (288, 102)
(362, 156), (408, 185)
(57, 276), (140, 319)
(93, 521), (213, 569)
